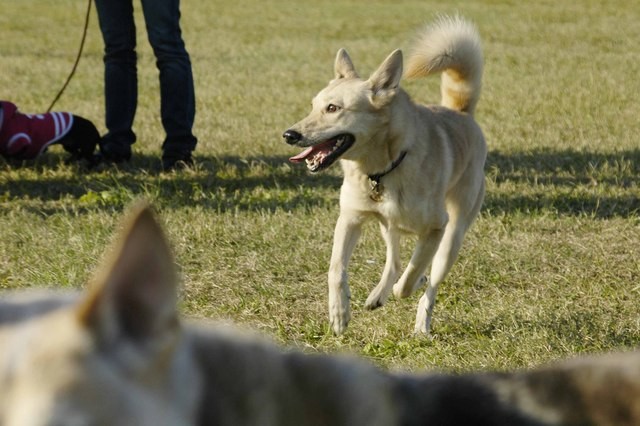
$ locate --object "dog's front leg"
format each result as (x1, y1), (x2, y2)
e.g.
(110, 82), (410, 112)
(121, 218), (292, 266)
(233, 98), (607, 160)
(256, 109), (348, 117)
(328, 214), (363, 335)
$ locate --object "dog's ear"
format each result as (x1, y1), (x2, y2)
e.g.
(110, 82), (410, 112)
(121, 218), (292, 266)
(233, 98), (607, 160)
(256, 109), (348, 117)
(334, 48), (359, 79)
(367, 49), (403, 106)
(77, 202), (179, 348)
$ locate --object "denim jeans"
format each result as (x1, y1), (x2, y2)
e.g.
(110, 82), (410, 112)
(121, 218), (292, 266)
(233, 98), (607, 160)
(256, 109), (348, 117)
(94, 0), (197, 157)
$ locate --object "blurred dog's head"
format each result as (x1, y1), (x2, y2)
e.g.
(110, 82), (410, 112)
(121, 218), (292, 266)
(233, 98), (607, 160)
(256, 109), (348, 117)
(0, 204), (201, 426)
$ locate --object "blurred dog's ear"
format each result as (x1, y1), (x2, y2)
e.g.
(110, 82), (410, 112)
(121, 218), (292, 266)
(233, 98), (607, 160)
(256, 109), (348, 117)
(77, 202), (179, 348)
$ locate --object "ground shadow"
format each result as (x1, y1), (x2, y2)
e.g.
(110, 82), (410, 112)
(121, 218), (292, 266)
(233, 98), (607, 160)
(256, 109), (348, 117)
(0, 153), (342, 214)
(1, 148), (638, 218)
(484, 148), (640, 218)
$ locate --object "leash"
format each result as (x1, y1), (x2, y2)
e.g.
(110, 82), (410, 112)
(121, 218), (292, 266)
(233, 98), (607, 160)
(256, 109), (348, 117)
(46, 0), (93, 113)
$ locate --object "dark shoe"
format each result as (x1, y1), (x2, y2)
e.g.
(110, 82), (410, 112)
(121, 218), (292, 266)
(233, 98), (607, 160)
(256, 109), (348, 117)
(99, 141), (132, 163)
(162, 152), (193, 171)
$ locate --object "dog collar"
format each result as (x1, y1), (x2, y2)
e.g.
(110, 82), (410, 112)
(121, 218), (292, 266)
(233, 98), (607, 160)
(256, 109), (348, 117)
(367, 150), (408, 202)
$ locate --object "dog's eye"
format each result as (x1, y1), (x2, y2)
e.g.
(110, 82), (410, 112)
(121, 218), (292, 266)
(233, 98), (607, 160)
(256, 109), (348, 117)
(326, 104), (340, 113)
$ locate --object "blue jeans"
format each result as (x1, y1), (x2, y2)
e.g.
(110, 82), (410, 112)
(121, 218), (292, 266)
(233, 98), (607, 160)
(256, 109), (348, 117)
(94, 0), (197, 157)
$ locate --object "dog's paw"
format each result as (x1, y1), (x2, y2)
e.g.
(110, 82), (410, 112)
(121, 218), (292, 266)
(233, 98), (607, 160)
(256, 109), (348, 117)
(413, 293), (433, 336)
(364, 289), (388, 310)
(413, 308), (431, 335)
(392, 283), (405, 299)
(364, 298), (383, 311)
(413, 324), (433, 337)
(329, 313), (349, 335)
(393, 275), (428, 299)
(329, 298), (350, 335)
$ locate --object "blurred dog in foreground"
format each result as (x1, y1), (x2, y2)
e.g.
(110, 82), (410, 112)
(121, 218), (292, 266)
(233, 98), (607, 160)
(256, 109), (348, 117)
(1, 204), (639, 425)
(283, 16), (487, 335)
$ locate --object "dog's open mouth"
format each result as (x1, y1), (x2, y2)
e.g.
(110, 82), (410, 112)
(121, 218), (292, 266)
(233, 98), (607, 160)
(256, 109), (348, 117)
(288, 134), (354, 172)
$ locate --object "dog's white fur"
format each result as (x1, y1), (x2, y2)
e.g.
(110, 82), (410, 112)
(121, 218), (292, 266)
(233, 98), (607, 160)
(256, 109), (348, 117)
(284, 16), (487, 334)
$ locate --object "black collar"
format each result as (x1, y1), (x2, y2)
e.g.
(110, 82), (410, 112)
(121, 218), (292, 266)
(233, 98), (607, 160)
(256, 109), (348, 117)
(367, 150), (408, 201)
(368, 150), (408, 185)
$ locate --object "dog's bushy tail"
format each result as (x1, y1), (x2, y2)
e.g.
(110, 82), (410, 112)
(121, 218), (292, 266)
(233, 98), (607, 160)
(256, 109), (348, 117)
(405, 15), (483, 115)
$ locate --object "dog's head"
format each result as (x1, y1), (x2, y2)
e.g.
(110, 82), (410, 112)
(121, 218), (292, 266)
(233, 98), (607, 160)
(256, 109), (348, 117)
(0, 204), (200, 426)
(283, 48), (403, 172)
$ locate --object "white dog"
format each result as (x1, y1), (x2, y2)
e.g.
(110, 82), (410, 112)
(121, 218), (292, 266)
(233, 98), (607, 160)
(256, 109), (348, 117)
(283, 16), (487, 335)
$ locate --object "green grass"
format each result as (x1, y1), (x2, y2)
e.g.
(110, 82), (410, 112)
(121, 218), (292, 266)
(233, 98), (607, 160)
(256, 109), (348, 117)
(1, 0), (639, 373)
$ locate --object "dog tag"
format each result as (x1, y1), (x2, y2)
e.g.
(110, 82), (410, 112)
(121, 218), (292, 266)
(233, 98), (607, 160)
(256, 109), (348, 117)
(369, 179), (384, 202)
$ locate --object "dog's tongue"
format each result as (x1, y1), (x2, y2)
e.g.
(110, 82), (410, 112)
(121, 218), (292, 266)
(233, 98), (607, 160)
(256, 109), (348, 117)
(289, 147), (315, 163)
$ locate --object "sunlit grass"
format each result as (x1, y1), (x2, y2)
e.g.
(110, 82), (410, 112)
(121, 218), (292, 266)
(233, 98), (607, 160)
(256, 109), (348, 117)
(0, 0), (638, 372)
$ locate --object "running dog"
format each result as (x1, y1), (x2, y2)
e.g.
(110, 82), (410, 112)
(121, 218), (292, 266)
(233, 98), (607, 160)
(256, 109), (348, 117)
(283, 16), (487, 335)
(0, 100), (99, 163)
(1, 204), (640, 425)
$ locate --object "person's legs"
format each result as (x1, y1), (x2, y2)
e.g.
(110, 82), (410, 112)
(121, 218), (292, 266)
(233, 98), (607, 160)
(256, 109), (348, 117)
(141, 0), (197, 169)
(94, 0), (138, 161)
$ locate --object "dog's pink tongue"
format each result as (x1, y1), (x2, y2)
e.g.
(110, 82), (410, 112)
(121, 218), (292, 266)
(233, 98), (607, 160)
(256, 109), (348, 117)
(289, 147), (314, 163)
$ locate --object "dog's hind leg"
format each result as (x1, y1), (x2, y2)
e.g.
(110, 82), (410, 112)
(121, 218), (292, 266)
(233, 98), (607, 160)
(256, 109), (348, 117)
(392, 225), (446, 301)
(328, 213), (363, 335)
(365, 222), (401, 310)
(413, 221), (465, 335)
(414, 184), (485, 335)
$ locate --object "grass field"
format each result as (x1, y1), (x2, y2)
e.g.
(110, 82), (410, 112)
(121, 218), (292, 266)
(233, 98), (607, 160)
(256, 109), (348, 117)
(1, 0), (639, 373)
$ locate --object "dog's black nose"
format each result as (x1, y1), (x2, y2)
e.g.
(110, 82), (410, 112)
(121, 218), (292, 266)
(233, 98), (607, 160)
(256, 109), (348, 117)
(283, 130), (302, 145)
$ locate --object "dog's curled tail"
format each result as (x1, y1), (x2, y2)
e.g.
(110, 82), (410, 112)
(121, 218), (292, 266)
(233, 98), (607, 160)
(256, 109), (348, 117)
(405, 15), (483, 115)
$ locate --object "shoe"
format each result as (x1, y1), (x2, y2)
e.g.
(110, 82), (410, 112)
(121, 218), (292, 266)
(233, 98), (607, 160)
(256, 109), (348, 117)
(162, 152), (194, 171)
(99, 141), (132, 163)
